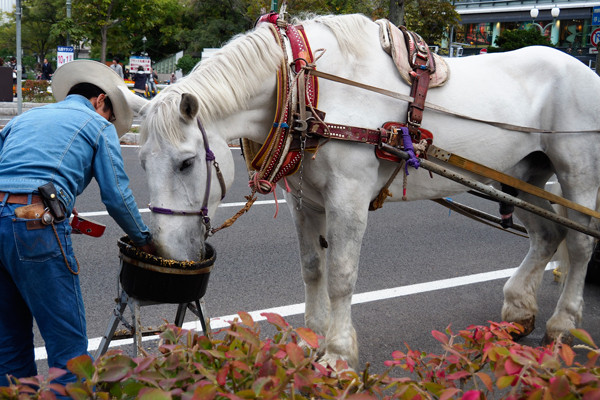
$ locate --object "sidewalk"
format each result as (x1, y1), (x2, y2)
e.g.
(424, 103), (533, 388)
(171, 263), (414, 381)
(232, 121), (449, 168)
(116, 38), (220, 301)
(0, 101), (46, 116)
(0, 101), (141, 145)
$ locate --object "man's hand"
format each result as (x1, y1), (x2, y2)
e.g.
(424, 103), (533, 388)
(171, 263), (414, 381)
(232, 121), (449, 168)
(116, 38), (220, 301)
(137, 240), (157, 256)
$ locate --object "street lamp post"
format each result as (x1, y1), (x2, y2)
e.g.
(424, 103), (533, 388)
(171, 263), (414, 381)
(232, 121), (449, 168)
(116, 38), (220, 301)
(530, 6), (561, 45)
(142, 36), (147, 56)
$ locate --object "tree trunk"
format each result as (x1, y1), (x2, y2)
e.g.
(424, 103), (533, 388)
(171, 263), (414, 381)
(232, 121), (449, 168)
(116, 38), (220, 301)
(389, 0), (405, 27)
(100, 26), (107, 63)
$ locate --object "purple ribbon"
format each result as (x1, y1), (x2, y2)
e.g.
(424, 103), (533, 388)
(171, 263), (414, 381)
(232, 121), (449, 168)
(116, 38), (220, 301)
(400, 127), (420, 174)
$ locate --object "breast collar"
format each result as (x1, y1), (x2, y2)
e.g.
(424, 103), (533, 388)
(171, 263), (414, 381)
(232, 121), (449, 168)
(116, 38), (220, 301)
(244, 12), (319, 194)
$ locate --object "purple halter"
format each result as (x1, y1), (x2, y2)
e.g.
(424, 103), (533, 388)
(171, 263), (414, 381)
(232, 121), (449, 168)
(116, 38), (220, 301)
(148, 118), (226, 238)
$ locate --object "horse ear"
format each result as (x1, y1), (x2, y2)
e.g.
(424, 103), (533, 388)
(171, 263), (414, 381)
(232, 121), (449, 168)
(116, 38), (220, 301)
(119, 86), (149, 116)
(180, 93), (199, 121)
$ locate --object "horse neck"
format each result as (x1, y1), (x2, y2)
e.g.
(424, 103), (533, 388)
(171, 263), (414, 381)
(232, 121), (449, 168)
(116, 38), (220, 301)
(207, 74), (278, 145)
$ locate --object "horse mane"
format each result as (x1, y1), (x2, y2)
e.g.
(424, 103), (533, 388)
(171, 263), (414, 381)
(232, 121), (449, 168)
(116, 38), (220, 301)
(141, 13), (373, 145)
(309, 13), (373, 58)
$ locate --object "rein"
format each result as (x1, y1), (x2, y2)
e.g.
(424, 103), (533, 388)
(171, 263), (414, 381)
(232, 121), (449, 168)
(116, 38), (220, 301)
(148, 118), (227, 238)
(305, 67), (600, 135)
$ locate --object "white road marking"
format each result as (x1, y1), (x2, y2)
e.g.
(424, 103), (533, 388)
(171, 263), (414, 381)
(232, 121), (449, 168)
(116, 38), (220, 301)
(77, 200), (284, 218)
(34, 262), (558, 360)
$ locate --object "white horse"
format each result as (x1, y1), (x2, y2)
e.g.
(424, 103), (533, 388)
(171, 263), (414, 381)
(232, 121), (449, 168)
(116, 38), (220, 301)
(133, 14), (600, 369)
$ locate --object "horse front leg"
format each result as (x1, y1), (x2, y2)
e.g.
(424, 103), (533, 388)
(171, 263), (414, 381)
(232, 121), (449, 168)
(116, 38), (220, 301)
(284, 192), (331, 351)
(318, 201), (369, 371)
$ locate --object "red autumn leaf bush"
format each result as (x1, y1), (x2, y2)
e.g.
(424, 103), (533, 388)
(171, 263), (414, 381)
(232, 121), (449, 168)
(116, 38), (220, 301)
(0, 314), (598, 399)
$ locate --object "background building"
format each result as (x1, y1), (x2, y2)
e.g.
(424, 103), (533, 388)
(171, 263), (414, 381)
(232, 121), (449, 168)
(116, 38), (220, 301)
(0, 0), (15, 22)
(454, 0), (599, 65)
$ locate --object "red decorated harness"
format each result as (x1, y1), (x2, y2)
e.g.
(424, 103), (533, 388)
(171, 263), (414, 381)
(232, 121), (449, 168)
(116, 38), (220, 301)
(244, 13), (436, 207)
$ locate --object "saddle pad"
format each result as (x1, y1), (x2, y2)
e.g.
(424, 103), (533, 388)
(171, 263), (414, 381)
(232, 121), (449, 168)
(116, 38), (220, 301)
(376, 19), (450, 88)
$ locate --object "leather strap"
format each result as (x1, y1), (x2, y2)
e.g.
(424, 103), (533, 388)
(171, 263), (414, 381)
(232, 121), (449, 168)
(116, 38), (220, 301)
(308, 120), (382, 145)
(0, 192), (43, 205)
(305, 68), (600, 135)
(427, 144), (600, 220)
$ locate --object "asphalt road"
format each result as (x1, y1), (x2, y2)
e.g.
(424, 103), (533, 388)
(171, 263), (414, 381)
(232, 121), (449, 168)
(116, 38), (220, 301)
(28, 145), (600, 377)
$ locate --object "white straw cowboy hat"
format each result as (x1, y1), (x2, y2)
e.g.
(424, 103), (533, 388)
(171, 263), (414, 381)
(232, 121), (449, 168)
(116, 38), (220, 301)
(52, 60), (133, 137)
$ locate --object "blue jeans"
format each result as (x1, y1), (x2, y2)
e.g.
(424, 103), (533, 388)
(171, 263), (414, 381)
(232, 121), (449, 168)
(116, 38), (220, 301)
(0, 199), (89, 389)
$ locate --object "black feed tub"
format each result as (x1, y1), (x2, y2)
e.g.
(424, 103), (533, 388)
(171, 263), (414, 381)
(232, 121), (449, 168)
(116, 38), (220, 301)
(118, 236), (216, 304)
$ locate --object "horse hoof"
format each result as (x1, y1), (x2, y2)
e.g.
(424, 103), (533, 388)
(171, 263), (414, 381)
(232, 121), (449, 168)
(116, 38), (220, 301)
(510, 316), (535, 340)
(317, 353), (355, 376)
(541, 332), (574, 347)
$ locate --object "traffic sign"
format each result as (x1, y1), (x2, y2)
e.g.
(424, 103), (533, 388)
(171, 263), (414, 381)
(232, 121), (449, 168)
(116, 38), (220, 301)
(594, 7), (600, 26)
(591, 27), (600, 47)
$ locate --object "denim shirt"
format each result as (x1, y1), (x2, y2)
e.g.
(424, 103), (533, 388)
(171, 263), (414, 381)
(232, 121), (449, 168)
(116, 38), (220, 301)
(0, 95), (150, 246)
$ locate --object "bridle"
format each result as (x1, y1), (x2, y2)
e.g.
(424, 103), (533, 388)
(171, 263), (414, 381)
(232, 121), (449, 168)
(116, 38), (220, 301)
(148, 118), (226, 238)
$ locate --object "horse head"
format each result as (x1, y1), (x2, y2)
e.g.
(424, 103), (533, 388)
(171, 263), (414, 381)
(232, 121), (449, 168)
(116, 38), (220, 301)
(139, 91), (234, 261)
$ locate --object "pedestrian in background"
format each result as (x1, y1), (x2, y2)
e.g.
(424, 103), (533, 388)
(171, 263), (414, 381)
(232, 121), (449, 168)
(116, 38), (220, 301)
(41, 58), (53, 80)
(110, 58), (124, 79)
(147, 67), (158, 97)
(133, 65), (148, 98)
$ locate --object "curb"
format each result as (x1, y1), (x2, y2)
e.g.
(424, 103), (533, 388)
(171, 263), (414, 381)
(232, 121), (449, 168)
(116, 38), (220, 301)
(0, 102), (46, 116)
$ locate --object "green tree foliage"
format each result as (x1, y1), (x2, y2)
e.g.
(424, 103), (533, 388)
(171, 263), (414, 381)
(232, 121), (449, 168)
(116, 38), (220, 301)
(176, 53), (200, 75)
(404, 0), (460, 46)
(2, 0), (455, 74)
(177, 0), (252, 54)
(72, 0), (165, 62)
(21, 0), (63, 62)
(492, 27), (553, 52)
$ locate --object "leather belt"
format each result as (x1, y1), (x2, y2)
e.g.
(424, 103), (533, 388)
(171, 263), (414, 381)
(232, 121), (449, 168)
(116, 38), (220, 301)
(0, 192), (44, 205)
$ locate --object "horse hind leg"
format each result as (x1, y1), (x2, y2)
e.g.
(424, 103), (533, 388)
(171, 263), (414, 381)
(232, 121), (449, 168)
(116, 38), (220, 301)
(542, 185), (597, 345)
(502, 176), (567, 338)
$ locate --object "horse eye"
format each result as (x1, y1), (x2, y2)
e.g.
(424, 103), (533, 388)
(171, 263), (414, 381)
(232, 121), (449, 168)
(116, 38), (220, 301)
(180, 157), (195, 172)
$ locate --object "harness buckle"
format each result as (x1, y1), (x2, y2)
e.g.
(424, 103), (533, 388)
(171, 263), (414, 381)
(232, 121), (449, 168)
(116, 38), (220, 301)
(293, 117), (308, 133)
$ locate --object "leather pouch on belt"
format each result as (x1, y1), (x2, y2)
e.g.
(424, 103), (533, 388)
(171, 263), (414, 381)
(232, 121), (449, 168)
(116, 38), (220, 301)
(14, 204), (47, 230)
(14, 204), (46, 219)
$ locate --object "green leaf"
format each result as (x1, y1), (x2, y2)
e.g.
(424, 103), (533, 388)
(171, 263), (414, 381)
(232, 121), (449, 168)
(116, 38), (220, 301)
(67, 355), (95, 381)
(346, 393), (379, 399)
(138, 388), (172, 400)
(193, 383), (217, 399)
(64, 383), (92, 400)
(497, 375), (516, 389)
(252, 376), (274, 396)
(571, 329), (597, 348)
